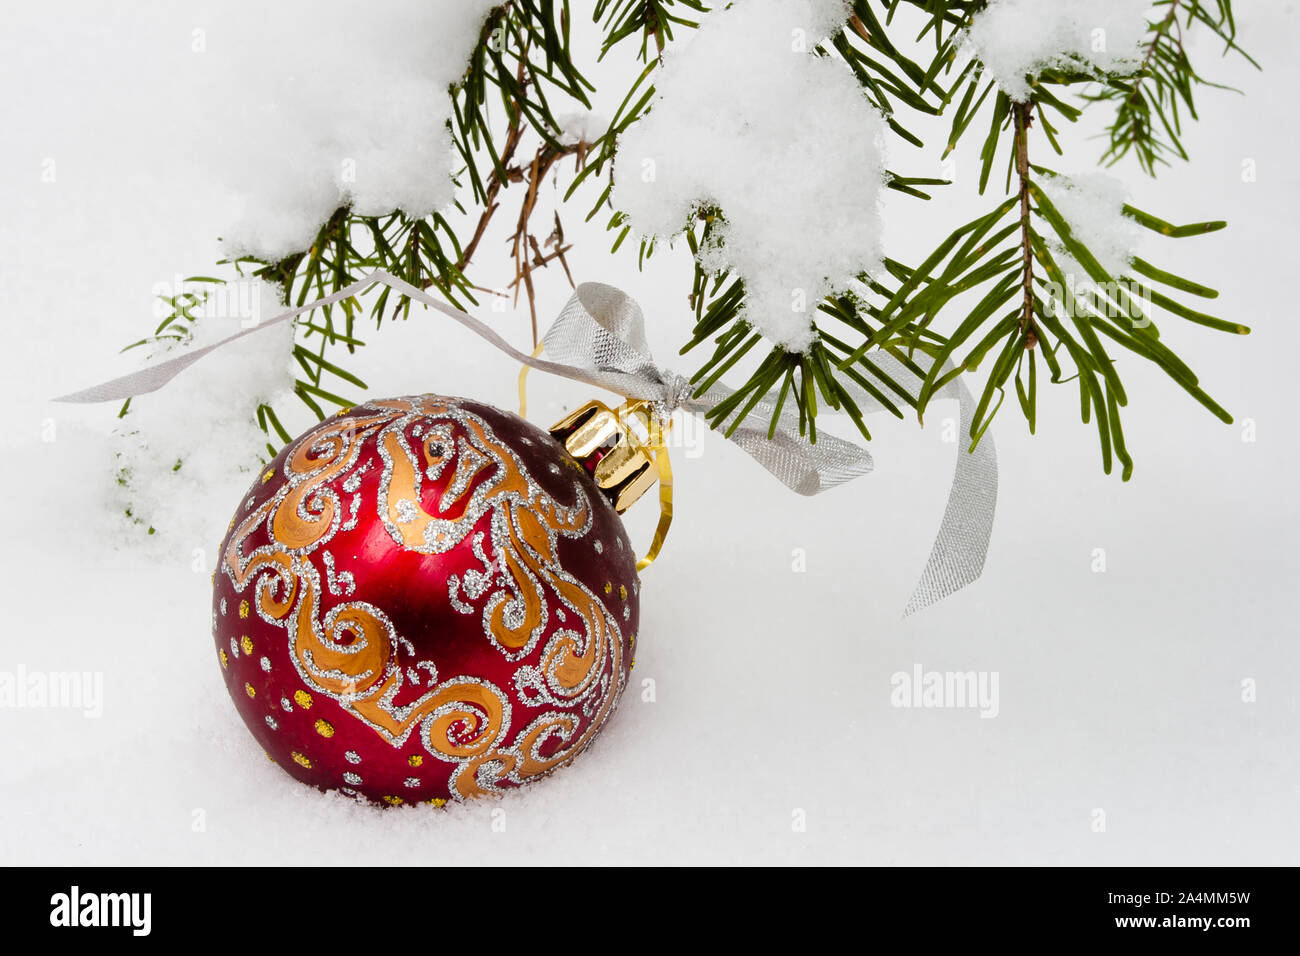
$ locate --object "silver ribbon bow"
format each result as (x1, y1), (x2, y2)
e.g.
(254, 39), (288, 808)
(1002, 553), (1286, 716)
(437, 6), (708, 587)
(55, 270), (996, 614)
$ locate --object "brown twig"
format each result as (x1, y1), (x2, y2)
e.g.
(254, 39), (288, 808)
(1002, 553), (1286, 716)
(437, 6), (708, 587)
(434, 32), (589, 345)
(508, 139), (584, 343)
(456, 120), (527, 271)
(1013, 101), (1038, 349)
(548, 211), (576, 287)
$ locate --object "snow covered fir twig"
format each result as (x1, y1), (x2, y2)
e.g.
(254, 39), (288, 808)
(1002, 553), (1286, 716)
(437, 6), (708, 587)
(120, 0), (1256, 500)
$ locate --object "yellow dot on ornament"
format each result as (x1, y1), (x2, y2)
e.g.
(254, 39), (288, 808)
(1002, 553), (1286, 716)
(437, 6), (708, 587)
(428, 798), (447, 808)
(240, 635), (254, 655)
(238, 600), (250, 619)
(408, 755), (423, 768)
(244, 683), (256, 699)
(294, 689), (313, 709)
(261, 470), (274, 484)
(219, 649), (228, 669)
(603, 581), (613, 595)
(291, 752), (312, 769)
(315, 719), (335, 739)
(383, 795), (404, 806)
(619, 584), (627, 601)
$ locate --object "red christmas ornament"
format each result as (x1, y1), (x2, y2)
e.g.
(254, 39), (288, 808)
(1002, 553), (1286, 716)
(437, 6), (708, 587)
(212, 395), (643, 805)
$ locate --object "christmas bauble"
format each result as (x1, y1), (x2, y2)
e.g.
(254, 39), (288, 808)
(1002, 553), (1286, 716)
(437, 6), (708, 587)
(212, 395), (641, 805)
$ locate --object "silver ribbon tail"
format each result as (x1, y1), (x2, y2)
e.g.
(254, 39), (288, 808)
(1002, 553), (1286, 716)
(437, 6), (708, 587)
(55, 270), (997, 614)
(903, 371), (998, 615)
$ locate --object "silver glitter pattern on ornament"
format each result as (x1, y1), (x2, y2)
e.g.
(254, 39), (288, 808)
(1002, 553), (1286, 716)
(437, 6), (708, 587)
(215, 396), (632, 801)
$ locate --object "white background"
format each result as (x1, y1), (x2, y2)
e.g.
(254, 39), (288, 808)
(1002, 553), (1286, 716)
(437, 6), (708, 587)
(1, 1), (1295, 864)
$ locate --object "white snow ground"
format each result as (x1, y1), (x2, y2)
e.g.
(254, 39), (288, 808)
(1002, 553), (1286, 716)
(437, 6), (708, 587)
(0, 1), (1296, 865)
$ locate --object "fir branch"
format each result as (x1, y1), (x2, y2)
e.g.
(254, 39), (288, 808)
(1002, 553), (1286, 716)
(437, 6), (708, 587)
(1085, 0), (1259, 175)
(119, 0), (1257, 486)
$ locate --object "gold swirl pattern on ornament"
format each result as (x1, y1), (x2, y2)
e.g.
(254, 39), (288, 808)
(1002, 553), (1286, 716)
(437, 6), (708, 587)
(273, 412), (392, 552)
(220, 396), (627, 797)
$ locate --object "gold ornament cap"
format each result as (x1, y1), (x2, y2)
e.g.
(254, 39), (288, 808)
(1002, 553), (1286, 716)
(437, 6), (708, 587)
(549, 400), (660, 513)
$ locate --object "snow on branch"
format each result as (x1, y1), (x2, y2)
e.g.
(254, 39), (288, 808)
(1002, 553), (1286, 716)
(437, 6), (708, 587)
(215, 1), (498, 259)
(965, 0), (1149, 101)
(612, 0), (886, 352)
